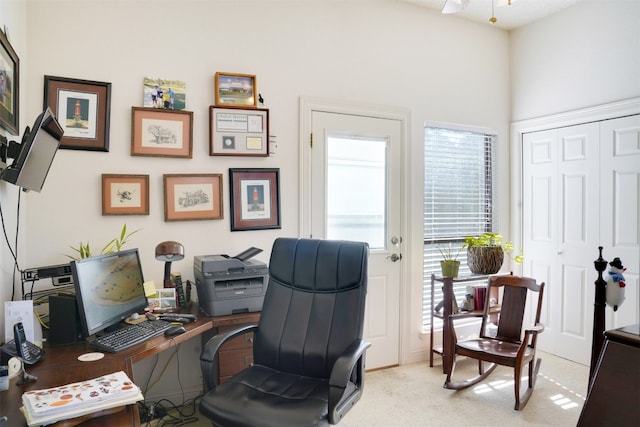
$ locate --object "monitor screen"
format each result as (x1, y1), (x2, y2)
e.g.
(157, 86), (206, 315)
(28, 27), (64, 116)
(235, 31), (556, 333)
(71, 248), (148, 337)
(1, 107), (63, 192)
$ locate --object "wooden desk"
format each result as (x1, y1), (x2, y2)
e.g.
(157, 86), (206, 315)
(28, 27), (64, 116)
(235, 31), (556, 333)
(577, 324), (640, 426)
(1, 305), (213, 427)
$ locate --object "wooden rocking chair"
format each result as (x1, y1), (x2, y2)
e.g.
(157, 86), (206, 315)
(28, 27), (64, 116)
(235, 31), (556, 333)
(444, 275), (545, 410)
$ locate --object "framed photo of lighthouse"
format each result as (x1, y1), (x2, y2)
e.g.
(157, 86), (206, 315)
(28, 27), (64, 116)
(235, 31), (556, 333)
(44, 75), (112, 151)
(229, 168), (281, 231)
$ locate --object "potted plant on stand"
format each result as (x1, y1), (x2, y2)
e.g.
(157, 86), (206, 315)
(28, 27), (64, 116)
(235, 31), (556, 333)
(439, 243), (461, 278)
(463, 232), (524, 274)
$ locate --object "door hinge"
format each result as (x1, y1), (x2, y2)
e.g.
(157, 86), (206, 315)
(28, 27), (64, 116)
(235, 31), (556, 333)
(310, 132), (313, 148)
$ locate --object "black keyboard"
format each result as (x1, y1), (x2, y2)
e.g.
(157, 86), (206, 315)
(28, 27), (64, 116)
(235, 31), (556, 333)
(90, 320), (173, 353)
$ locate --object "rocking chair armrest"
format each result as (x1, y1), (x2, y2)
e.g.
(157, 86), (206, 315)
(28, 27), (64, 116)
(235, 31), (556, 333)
(524, 323), (545, 335)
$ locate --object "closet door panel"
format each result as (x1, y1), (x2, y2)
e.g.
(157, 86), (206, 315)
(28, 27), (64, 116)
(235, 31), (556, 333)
(523, 129), (558, 355)
(600, 115), (640, 329)
(555, 123), (600, 365)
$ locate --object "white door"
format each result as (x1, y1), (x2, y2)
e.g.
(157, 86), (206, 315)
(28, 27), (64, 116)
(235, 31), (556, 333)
(600, 115), (640, 329)
(523, 123), (600, 365)
(523, 115), (640, 365)
(305, 110), (403, 370)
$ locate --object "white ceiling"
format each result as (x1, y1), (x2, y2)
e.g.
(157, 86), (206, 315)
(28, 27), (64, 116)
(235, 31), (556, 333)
(401, 0), (586, 30)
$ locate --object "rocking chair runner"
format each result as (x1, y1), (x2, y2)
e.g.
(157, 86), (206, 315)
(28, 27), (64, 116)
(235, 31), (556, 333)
(444, 275), (545, 410)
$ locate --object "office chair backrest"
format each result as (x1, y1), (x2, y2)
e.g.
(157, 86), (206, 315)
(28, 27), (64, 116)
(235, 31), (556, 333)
(254, 238), (369, 379)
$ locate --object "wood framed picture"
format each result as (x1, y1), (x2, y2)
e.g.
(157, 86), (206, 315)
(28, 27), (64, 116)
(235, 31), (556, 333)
(214, 72), (256, 108)
(229, 168), (281, 231)
(131, 107), (193, 158)
(102, 174), (149, 215)
(44, 75), (112, 151)
(0, 29), (19, 135)
(163, 174), (223, 221)
(209, 106), (269, 156)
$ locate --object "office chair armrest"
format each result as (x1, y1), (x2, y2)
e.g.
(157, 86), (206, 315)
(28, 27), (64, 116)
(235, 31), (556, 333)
(328, 339), (371, 424)
(200, 324), (258, 391)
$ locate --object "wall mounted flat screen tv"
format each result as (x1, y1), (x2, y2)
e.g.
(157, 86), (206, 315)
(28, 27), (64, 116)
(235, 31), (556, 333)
(0, 107), (63, 192)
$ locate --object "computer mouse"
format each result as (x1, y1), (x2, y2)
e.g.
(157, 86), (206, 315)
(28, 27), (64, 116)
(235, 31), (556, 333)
(164, 325), (186, 337)
(145, 312), (157, 321)
(130, 312), (140, 320)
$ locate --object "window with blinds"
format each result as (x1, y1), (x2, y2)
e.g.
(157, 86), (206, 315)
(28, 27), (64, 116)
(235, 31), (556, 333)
(423, 125), (497, 330)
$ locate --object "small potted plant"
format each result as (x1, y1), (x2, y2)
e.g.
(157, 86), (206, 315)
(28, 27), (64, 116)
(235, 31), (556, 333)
(66, 223), (141, 260)
(439, 242), (461, 278)
(463, 232), (523, 274)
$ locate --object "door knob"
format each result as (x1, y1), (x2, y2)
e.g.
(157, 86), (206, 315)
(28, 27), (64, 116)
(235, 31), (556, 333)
(388, 253), (402, 262)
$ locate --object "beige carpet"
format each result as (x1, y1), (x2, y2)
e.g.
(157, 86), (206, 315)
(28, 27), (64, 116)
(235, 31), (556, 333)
(345, 351), (589, 426)
(150, 350), (588, 426)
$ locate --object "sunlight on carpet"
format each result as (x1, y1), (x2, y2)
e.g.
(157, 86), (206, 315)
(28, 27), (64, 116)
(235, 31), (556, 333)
(344, 351), (588, 427)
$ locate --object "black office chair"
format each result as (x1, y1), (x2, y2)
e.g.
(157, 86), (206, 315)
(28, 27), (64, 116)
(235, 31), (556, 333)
(199, 238), (371, 427)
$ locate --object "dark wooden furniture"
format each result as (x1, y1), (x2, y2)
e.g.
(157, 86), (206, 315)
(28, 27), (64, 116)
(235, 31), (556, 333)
(578, 324), (640, 426)
(205, 311), (261, 384)
(444, 275), (545, 410)
(429, 274), (499, 374)
(0, 305), (259, 426)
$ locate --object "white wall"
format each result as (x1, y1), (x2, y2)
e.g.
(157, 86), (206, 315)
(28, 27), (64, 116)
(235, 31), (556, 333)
(1, 0), (511, 364)
(510, 0), (640, 121)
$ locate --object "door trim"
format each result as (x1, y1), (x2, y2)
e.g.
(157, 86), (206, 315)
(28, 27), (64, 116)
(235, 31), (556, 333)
(298, 96), (413, 364)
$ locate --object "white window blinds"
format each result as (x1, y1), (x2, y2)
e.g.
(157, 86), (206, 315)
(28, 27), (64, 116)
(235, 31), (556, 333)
(422, 125), (497, 329)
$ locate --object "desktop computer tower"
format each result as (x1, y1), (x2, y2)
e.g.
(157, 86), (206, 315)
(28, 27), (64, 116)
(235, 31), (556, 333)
(48, 294), (84, 345)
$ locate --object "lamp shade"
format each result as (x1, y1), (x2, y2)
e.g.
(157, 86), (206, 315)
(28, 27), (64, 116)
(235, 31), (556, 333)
(155, 241), (185, 262)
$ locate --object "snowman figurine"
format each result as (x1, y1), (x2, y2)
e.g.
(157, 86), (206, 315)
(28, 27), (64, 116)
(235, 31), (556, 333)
(605, 257), (626, 311)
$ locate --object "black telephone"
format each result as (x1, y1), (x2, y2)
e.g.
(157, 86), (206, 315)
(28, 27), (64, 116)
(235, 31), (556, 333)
(10, 322), (44, 364)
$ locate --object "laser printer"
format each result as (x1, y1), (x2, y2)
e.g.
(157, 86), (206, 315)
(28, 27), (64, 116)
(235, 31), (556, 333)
(194, 247), (268, 316)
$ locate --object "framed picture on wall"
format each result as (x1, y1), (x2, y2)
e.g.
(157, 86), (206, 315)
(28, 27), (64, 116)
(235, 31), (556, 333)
(214, 72), (257, 108)
(0, 29), (19, 135)
(163, 174), (223, 221)
(44, 75), (112, 151)
(229, 168), (281, 231)
(131, 107), (193, 158)
(209, 106), (269, 156)
(101, 174), (149, 215)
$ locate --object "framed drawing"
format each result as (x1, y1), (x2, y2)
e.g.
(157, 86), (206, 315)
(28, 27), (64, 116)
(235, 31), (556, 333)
(131, 107), (193, 158)
(229, 168), (281, 231)
(44, 75), (111, 151)
(102, 174), (149, 215)
(214, 72), (256, 108)
(209, 106), (269, 156)
(0, 29), (19, 135)
(163, 174), (223, 221)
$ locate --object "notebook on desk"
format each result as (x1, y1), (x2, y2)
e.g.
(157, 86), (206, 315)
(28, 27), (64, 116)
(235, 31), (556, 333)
(20, 371), (143, 426)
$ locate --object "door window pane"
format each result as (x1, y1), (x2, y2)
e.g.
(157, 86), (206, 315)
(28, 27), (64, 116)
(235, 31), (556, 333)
(327, 136), (387, 249)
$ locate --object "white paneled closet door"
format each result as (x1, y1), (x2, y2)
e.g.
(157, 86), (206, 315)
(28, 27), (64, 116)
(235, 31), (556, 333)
(523, 114), (640, 365)
(523, 123), (600, 365)
(600, 115), (640, 330)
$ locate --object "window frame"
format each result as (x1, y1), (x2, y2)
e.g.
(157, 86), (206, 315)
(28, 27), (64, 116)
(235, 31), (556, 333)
(422, 122), (498, 331)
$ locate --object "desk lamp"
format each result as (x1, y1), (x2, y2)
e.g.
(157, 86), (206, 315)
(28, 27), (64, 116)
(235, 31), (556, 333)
(155, 241), (184, 287)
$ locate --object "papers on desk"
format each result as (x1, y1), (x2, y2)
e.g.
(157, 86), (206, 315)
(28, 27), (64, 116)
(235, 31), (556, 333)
(20, 371), (143, 426)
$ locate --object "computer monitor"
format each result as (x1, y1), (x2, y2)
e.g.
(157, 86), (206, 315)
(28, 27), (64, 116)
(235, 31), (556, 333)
(71, 248), (148, 337)
(0, 107), (64, 192)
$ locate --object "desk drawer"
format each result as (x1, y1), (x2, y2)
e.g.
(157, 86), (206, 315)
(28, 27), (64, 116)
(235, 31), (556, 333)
(218, 325), (254, 350)
(219, 347), (254, 378)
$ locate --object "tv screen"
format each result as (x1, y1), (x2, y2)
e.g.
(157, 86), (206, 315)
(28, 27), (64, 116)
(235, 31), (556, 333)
(1, 107), (63, 192)
(71, 249), (148, 337)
